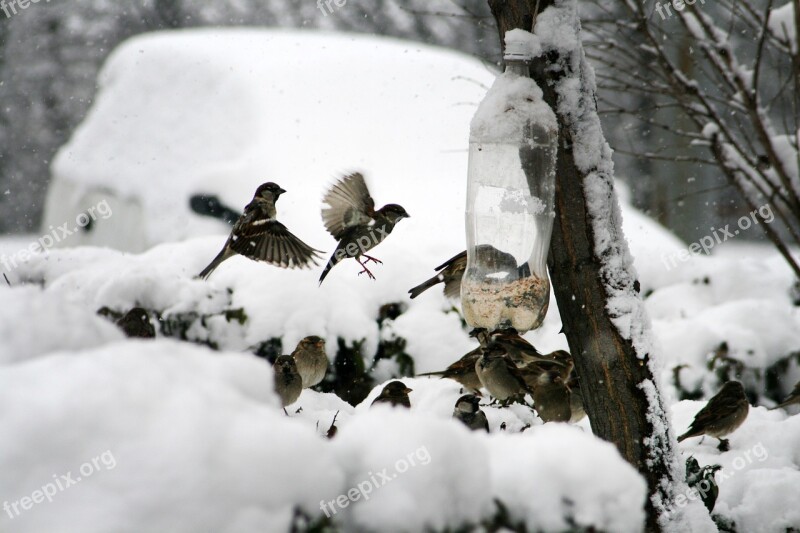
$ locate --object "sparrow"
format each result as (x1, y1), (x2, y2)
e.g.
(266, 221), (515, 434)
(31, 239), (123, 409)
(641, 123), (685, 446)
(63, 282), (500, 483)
(408, 250), (466, 300)
(371, 381), (412, 408)
(475, 342), (534, 403)
(319, 172), (410, 283)
(453, 394), (489, 432)
(532, 371), (572, 423)
(115, 307), (155, 339)
(198, 182), (322, 279)
(482, 329), (556, 367)
(678, 381), (749, 451)
(273, 355), (303, 409)
(416, 347), (483, 392)
(291, 335), (328, 388)
(518, 358), (573, 391)
(771, 380), (800, 410)
(411, 245), (529, 300)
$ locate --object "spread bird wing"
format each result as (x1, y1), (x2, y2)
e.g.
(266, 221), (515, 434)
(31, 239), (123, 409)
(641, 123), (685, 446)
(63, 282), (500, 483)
(434, 250), (467, 272)
(321, 172), (376, 240)
(230, 219), (321, 269)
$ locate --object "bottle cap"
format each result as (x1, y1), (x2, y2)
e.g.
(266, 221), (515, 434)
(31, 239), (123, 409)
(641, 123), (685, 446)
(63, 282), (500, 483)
(504, 30), (533, 61)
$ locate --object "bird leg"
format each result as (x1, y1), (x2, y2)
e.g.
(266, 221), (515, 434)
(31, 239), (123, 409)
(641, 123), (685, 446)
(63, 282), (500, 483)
(362, 254), (383, 265)
(283, 408), (289, 416)
(356, 258), (377, 280)
(717, 438), (730, 452)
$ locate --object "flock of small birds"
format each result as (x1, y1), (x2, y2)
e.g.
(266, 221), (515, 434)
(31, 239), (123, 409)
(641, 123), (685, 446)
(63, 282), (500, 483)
(111, 175), (800, 440)
(197, 172), (409, 283)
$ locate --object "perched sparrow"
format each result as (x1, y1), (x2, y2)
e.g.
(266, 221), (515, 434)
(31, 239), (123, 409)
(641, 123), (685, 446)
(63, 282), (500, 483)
(291, 336), (328, 388)
(416, 347), (483, 392)
(115, 307), (155, 339)
(371, 381), (412, 408)
(453, 394), (489, 432)
(518, 358), (573, 391)
(771, 380), (800, 410)
(408, 250), (466, 300)
(273, 355), (303, 409)
(475, 342), (534, 402)
(319, 173), (410, 283)
(678, 381), (749, 451)
(485, 330), (553, 367)
(568, 376), (587, 423)
(198, 182), (322, 279)
(533, 371), (572, 423)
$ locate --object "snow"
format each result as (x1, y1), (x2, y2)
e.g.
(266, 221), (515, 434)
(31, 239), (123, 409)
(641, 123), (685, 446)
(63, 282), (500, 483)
(488, 425), (647, 533)
(2, 24), (799, 533)
(330, 409), (493, 532)
(469, 67), (556, 144)
(0, 341), (346, 533)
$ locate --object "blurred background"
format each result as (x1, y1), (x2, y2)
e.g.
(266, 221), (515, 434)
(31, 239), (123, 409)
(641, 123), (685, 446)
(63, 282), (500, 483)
(0, 0), (778, 245)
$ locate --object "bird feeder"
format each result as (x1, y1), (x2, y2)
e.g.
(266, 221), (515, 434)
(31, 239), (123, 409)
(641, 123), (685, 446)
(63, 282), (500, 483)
(461, 32), (558, 333)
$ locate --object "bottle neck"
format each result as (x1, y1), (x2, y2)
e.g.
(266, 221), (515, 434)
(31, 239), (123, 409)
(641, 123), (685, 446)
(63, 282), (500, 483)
(504, 59), (530, 77)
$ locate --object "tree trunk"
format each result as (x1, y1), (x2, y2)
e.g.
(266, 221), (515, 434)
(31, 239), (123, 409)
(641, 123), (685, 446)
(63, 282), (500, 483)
(487, 2), (680, 531)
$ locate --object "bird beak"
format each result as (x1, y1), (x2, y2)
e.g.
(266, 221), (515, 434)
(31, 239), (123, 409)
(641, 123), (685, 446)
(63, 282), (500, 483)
(403, 213), (411, 218)
(405, 387), (413, 393)
(277, 187), (287, 195)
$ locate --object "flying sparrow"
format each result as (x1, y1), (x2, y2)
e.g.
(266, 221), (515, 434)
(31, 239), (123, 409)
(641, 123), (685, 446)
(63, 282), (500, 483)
(273, 355), (303, 410)
(408, 250), (466, 300)
(291, 336), (328, 389)
(319, 172), (410, 283)
(416, 347), (483, 392)
(198, 182), (322, 279)
(532, 371), (572, 423)
(371, 381), (412, 408)
(453, 394), (489, 432)
(475, 342), (534, 403)
(115, 307), (155, 339)
(678, 381), (749, 451)
(771, 380), (800, 410)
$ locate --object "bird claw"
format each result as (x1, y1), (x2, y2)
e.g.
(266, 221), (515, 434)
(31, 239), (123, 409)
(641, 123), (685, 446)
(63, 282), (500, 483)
(363, 255), (383, 265)
(356, 258), (377, 280)
(717, 438), (730, 452)
(357, 267), (376, 280)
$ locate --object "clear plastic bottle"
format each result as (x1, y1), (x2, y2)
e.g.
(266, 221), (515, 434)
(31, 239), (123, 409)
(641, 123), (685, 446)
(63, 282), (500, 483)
(461, 36), (558, 333)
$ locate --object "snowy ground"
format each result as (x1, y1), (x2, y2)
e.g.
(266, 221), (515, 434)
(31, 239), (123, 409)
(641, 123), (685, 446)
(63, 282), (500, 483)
(2, 29), (799, 533)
